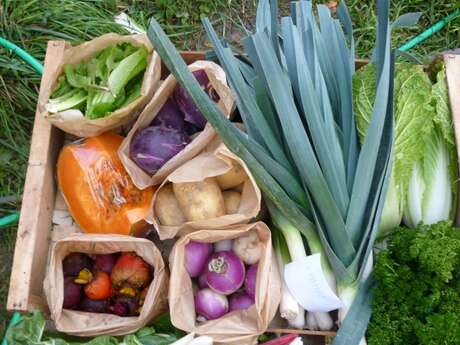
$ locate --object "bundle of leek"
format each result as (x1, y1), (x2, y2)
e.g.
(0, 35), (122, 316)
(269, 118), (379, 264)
(147, 0), (395, 343)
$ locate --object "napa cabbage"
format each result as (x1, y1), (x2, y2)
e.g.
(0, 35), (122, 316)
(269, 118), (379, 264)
(353, 63), (457, 233)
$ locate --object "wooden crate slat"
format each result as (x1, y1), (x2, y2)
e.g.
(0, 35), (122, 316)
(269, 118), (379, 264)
(7, 41), (66, 312)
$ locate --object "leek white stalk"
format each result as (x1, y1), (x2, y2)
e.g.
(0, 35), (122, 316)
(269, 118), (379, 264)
(306, 311), (318, 330)
(288, 309), (306, 329)
(274, 215), (335, 331)
(338, 254), (373, 345)
(277, 265), (305, 324)
(274, 227), (305, 326)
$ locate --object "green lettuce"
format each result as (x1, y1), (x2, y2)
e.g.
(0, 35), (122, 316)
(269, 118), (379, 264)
(5, 310), (178, 345)
(47, 42), (147, 119)
(353, 63), (456, 233)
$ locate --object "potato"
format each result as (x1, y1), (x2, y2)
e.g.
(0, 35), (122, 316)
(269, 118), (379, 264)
(172, 177), (225, 221)
(223, 191), (241, 214)
(155, 184), (187, 226)
(216, 163), (247, 190)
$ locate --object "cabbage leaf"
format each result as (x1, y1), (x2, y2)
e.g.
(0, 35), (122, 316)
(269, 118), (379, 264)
(353, 62), (456, 232)
(353, 62), (434, 234)
(403, 68), (458, 227)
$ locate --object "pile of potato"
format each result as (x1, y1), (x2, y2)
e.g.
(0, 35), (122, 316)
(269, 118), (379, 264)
(155, 162), (248, 226)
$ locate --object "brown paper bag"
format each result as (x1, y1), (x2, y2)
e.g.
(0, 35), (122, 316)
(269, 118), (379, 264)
(44, 234), (168, 336)
(147, 141), (262, 240)
(118, 60), (234, 190)
(39, 33), (161, 137)
(168, 222), (281, 344)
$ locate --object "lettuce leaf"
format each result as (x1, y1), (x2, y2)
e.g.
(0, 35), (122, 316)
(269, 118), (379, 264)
(5, 310), (177, 345)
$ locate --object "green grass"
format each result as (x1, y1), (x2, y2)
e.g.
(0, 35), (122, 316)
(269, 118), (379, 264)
(0, 0), (458, 338)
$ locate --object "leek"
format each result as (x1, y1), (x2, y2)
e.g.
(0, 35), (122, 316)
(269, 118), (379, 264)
(269, 202), (335, 330)
(273, 229), (305, 328)
(146, 0), (395, 343)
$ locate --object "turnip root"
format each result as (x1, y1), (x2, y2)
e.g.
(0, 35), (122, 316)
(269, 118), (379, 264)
(173, 178), (225, 221)
(216, 163), (247, 190)
(155, 184), (187, 226)
(222, 191), (241, 214)
(233, 230), (262, 265)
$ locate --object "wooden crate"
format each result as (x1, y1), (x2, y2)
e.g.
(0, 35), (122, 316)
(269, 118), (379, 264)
(6, 40), (460, 343)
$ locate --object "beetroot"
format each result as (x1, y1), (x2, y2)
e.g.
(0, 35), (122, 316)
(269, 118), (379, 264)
(63, 276), (81, 309)
(111, 252), (152, 289)
(79, 296), (108, 313)
(94, 253), (119, 273)
(108, 296), (139, 316)
(63, 252), (93, 277)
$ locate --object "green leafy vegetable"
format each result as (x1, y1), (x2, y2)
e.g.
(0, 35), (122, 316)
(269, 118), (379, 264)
(5, 310), (178, 345)
(46, 42), (148, 119)
(367, 221), (460, 345)
(353, 62), (457, 233)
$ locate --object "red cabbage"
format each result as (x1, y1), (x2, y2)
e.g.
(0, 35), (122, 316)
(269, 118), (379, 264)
(130, 126), (191, 175)
(150, 97), (186, 131)
(174, 69), (220, 130)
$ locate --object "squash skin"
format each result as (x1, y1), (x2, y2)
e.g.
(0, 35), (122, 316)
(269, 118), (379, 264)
(57, 132), (154, 236)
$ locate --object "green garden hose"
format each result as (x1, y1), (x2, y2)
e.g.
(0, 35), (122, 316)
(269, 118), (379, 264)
(0, 36), (43, 344)
(1, 312), (20, 345)
(399, 8), (460, 52)
(0, 37), (44, 75)
(0, 212), (20, 229)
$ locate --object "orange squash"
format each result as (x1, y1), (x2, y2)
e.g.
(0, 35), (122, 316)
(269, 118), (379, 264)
(57, 132), (154, 236)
